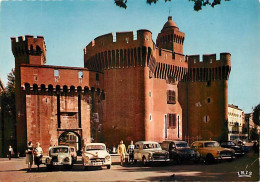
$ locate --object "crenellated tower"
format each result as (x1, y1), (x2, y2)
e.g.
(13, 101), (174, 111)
(156, 16), (185, 55)
(11, 35), (46, 153)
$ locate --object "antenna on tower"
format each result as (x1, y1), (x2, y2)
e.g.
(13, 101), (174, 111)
(169, 7), (171, 16)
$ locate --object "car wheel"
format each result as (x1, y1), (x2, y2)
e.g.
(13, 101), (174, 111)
(142, 156), (148, 166)
(134, 159), (137, 164)
(64, 165), (72, 170)
(176, 156), (182, 164)
(205, 154), (214, 164)
(46, 164), (52, 171)
(107, 165), (111, 169)
(84, 166), (89, 171)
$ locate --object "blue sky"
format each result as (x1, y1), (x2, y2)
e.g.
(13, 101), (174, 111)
(0, 0), (259, 113)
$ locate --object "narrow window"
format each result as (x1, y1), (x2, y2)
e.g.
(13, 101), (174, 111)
(167, 90), (176, 104)
(96, 73), (99, 81)
(194, 59), (196, 64)
(207, 81), (211, 87)
(149, 91), (152, 97)
(167, 114), (176, 129)
(126, 37), (129, 44)
(204, 115), (210, 123)
(149, 114), (152, 121)
(207, 98), (211, 103)
(34, 74), (38, 81)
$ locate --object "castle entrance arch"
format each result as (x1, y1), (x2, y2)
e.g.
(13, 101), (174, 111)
(58, 131), (81, 151)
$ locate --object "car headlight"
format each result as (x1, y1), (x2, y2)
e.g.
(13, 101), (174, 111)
(105, 155), (110, 161)
(148, 153), (152, 159)
(46, 158), (50, 163)
(85, 156), (90, 162)
(64, 157), (70, 162)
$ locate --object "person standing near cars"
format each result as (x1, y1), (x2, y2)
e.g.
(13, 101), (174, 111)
(8, 146), (14, 160)
(26, 141), (34, 171)
(34, 142), (43, 171)
(117, 140), (127, 166)
(127, 141), (135, 164)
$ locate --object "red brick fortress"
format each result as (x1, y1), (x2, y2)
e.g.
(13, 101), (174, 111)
(12, 17), (231, 154)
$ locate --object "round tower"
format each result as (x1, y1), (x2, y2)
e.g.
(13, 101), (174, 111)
(156, 16), (185, 55)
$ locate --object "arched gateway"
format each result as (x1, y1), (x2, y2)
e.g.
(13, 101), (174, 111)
(58, 132), (81, 151)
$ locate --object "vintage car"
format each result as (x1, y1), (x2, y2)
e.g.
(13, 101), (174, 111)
(45, 146), (73, 170)
(219, 141), (245, 156)
(82, 143), (111, 170)
(134, 141), (170, 166)
(161, 140), (196, 163)
(191, 141), (235, 164)
(69, 146), (77, 163)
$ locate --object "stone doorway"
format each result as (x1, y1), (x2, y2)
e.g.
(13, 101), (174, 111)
(58, 131), (81, 151)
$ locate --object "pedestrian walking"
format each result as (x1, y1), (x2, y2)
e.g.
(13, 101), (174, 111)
(8, 146), (14, 160)
(117, 140), (127, 166)
(34, 142), (43, 171)
(25, 141), (33, 171)
(127, 140), (135, 164)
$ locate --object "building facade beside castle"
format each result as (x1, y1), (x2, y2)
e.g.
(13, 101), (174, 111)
(10, 17), (231, 155)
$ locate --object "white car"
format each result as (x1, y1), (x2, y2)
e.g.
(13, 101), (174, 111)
(134, 141), (170, 166)
(82, 143), (111, 170)
(45, 146), (73, 170)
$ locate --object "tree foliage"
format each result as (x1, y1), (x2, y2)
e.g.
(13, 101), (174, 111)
(253, 103), (260, 126)
(114, 0), (230, 11)
(1, 69), (16, 118)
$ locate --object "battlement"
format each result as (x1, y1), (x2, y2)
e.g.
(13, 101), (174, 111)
(11, 35), (44, 43)
(187, 53), (231, 67)
(11, 35), (47, 65)
(86, 29), (152, 49)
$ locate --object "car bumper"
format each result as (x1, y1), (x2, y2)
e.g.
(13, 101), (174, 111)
(83, 161), (111, 166)
(215, 156), (235, 160)
(148, 159), (170, 162)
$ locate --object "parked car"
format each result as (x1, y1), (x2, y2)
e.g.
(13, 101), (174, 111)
(219, 141), (245, 156)
(134, 141), (170, 166)
(69, 146), (77, 163)
(191, 141), (235, 164)
(232, 139), (249, 153)
(161, 140), (196, 163)
(82, 143), (111, 170)
(45, 146), (73, 170)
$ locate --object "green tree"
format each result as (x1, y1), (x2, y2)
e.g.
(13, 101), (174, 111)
(114, 0), (230, 11)
(252, 103), (260, 126)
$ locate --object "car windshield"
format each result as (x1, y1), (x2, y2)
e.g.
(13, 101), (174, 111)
(175, 142), (188, 148)
(204, 142), (220, 147)
(52, 147), (68, 153)
(143, 143), (161, 149)
(86, 145), (105, 151)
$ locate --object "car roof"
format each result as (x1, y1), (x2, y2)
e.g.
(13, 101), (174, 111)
(192, 141), (218, 143)
(51, 146), (69, 149)
(135, 141), (160, 144)
(173, 141), (187, 143)
(85, 143), (106, 146)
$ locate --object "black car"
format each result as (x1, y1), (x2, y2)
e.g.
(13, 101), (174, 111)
(219, 141), (245, 156)
(161, 140), (196, 163)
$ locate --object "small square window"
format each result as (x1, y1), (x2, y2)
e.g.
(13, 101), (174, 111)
(54, 70), (59, 77)
(206, 81), (211, 87)
(78, 71), (83, 78)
